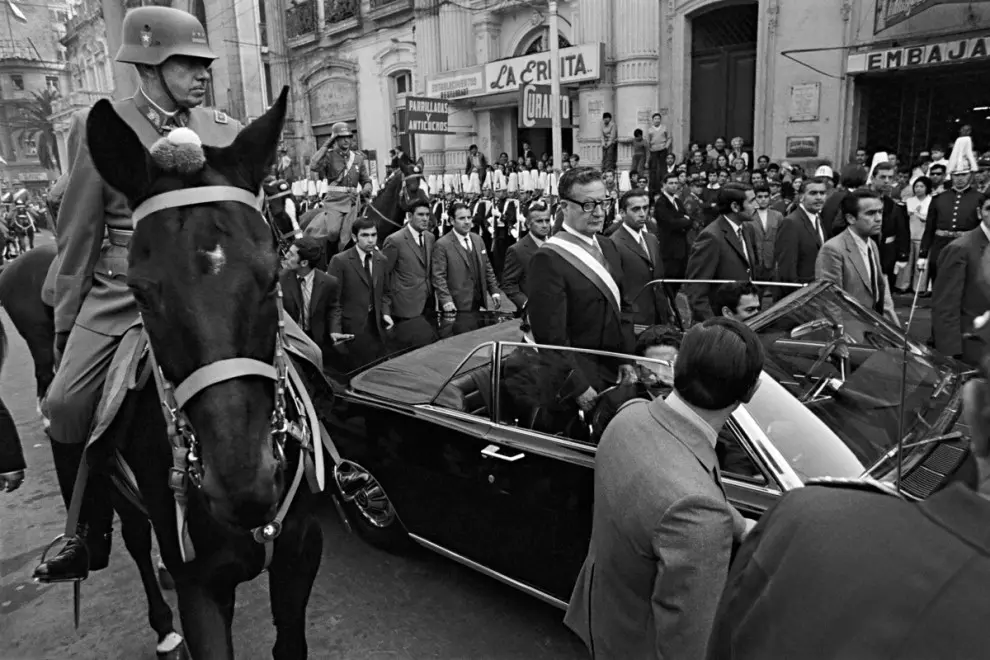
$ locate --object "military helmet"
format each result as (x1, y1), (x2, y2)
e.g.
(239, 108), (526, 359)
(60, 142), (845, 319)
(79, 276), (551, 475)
(328, 122), (353, 146)
(116, 6), (216, 67)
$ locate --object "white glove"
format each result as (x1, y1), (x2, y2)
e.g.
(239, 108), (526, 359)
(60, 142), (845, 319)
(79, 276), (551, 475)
(916, 258), (928, 272)
(894, 261), (908, 275)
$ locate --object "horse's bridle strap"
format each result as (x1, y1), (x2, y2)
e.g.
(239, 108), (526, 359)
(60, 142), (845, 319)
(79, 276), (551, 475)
(173, 358), (278, 410)
(132, 186), (264, 226)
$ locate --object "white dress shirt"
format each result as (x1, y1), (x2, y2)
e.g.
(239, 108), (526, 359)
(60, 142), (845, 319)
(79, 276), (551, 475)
(725, 216), (750, 263)
(801, 205), (825, 244)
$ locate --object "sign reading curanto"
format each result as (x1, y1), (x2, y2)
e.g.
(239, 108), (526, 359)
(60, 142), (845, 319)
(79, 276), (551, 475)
(847, 33), (990, 73)
(485, 43), (603, 95)
(518, 84), (573, 128)
(403, 96), (450, 134)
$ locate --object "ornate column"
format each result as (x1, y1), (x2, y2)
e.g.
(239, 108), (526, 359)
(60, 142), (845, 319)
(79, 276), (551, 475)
(473, 14), (503, 162)
(612, 0), (659, 171)
(575, 0), (613, 167)
(438, 4), (476, 165)
(415, 0), (445, 174)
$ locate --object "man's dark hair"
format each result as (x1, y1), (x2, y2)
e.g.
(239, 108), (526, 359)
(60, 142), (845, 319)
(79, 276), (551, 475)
(469, 144), (478, 151)
(603, 112), (612, 120)
(293, 236), (323, 265)
(674, 317), (765, 410)
(449, 201), (471, 217)
(713, 281), (760, 317)
(408, 199), (431, 214)
(766, 163), (780, 172)
(716, 183), (752, 214)
(652, 112), (662, 119)
(558, 166), (603, 200)
(619, 188), (650, 211)
(635, 324), (682, 357)
(839, 164), (868, 189)
(633, 128), (643, 138)
(570, 154), (580, 163)
(351, 216), (377, 236)
(753, 182), (771, 195)
(872, 161), (896, 177)
(526, 199), (550, 217)
(663, 171), (680, 184)
(806, 176), (831, 189)
(929, 163), (947, 176)
(840, 188), (881, 224)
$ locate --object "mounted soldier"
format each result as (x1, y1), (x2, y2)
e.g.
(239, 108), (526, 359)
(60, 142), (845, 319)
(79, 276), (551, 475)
(33, 5), (322, 584)
(10, 196), (36, 253)
(305, 121), (372, 257)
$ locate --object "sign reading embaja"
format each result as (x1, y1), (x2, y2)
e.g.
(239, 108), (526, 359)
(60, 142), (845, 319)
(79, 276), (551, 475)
(848, 34), (990, 73)
(486, 43), (603, 95)
(404, 96), (449, 134)
(518, 84), (573, 128)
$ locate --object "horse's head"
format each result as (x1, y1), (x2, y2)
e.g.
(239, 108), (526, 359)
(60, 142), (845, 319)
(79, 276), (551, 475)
(86, 88), (289, 530)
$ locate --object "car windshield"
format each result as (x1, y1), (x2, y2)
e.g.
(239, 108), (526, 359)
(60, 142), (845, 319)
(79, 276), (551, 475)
(747, 284), (961, 481)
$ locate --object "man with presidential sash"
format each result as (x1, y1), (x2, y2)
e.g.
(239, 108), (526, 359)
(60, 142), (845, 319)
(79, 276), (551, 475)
(526, 167), (636, 415)
(307, 121), (372, 256)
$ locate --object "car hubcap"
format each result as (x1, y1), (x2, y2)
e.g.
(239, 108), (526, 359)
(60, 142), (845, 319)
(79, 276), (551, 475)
(334, 463), (396, 528)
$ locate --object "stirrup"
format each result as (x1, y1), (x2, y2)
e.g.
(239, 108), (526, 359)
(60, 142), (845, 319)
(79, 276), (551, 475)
(34, 533), (90, 584)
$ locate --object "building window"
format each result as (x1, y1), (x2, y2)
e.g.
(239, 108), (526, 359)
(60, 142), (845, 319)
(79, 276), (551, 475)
(522, 31), (571, 55)
(263, 62), (274, 108)
(46, 76), (59, 94)
(10, 74), (23, 91)
(389, 70), (413, 158)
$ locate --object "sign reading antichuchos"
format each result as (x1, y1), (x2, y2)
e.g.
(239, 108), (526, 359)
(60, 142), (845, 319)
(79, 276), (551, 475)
(404, 97), (449, 134)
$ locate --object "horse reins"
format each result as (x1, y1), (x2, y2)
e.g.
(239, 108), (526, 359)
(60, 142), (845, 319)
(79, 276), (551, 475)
(131, 185), (321, 568)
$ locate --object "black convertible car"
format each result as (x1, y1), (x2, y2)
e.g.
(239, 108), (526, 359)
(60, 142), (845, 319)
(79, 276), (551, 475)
(321, 281), (975, 608)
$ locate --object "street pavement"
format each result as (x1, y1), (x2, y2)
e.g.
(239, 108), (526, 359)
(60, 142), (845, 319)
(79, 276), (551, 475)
(0, 233), (932, 659)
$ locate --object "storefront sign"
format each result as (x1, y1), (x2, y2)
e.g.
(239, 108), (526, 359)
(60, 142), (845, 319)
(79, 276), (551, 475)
(404, 96), (450, 134)
(786, 136), (820, 159)
(518, 84), (573, 128)
(486, 43), (603, 95)
(848, 33), (990, 72)
(426, 66), (485, 100)
(874, 0), (988, 33)
(788, 83), (820, 122)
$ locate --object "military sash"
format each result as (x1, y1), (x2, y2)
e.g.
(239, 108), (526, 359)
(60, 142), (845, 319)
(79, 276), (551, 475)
(330, 150), (357, 187)
(543, 234), (621, 321)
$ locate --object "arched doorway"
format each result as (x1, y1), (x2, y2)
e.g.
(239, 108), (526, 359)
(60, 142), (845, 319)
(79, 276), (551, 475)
(689, 2), (758, 148)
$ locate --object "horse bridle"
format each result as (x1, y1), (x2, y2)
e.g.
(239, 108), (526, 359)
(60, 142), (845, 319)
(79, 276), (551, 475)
(131, 185), (315, 566)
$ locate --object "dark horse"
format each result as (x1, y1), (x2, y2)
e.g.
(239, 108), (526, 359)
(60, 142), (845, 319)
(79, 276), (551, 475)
(58, 87), (324, 658)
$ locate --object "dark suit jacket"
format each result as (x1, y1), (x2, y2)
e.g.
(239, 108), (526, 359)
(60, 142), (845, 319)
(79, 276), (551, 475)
(431, 230), (501, 311)
(526, 236), (635, 394)
(877, 196), (911, 275)
(932, 228), (990, 364)
(279, 268), (339, 352)
(749, 208), (783, 280)
(381, 225), (435, 318)
(653, 192), (694, 263)
(708, 483), (990, 660)
(774, 207), (823, 298)
(328, 247), (387, 336)
(500, 232), (541, 310)
(684, 216), (758, 321)
(610, 225), (670, 325)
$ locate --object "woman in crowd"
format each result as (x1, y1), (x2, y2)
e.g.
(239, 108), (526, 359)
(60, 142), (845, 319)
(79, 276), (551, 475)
(900, 175), (933, 295)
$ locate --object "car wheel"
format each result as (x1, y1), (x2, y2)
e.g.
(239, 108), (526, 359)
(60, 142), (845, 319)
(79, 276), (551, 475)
(333, 460), (409, 553)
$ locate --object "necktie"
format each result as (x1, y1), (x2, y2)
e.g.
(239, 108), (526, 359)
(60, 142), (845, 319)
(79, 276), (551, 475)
(364, 251), (372, 279)
(867, 243), (882, 312)
(299, 276), (311, 331)
(737, 227), (750, 264)
(419, 232), (427, 263)
(637, 232), (651, 261)
(364, 252), (374, 312)
(813, 215), (824, 245)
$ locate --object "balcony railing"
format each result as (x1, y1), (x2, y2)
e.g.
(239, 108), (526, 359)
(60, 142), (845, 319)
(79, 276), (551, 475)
(286, 1), (318, 40)
(370, 0), (400, 8)
(325, 0), (358, 24)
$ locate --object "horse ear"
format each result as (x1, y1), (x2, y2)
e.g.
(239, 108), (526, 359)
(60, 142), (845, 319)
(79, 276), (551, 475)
(85, 99), (155, 203)
(226, 86), (288, 191)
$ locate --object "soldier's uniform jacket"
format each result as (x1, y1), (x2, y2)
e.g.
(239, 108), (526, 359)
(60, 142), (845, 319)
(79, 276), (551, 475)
(313, 148), (372, 201)
(920, 185), (985, 256)
(47, 94), (241, 336)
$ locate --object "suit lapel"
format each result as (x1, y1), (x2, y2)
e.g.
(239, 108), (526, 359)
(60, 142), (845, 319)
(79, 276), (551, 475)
(616, 225), (652, 265)
(452, 232), (475, 271)
(719, 217), (749, 265)
(842, 231), (872, 291)
(405, 226), (426, 266)
(349, 248), (370, 287)
(284, 275), (303, 318)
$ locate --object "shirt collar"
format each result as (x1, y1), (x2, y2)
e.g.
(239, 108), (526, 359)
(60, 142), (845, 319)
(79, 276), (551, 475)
(723, 215), (743, 232)
(663, 191), (678, 204)
(561, 222), (596, 247)
(846, 227), (873, 253)
(980, 222), (990, 243)
(135, 89), (186, 134)
(298, 269), (315, 287)
(622, 222), (644, 241)
(800, 205), (819, 221)
(406, 224), (422, 242)
(665, 391), (718, 449)
(355, 245), (373, 262)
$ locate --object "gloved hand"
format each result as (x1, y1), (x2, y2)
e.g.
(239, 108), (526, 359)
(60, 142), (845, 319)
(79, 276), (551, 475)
(916, 258), (928, 272)
(894, 261), (908, 275)
(54, 331), (69, 370)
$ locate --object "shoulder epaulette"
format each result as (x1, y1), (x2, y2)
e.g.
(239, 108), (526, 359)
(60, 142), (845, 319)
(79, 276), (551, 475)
(214, 110), (228, 124)
(805, 476), (906, 499)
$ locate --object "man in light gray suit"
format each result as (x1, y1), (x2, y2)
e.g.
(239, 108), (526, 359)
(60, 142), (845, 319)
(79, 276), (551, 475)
(815, 188), (898, 325)
(381, 199), (435, 323)
(565, 317), (763, 660)
(750, 182), (783, 281)
(432, 202), (502, 313)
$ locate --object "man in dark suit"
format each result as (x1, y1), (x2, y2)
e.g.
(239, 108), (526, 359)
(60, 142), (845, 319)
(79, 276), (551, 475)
(432, 202), (502, 313)
(567, 318), (759, 659)
(869, 161), (911, 290)
(280, 236), (339, 353)
(328, 216), (390, 340)
(750, 182), (783, 281)
(684, 183), (759, 321)
(932, 196), (990, 365)
(707, 370), (990, 660)
(381, 199), (435, 323)
(821, 164), (868, 237)
(500, 198), (551, 311)
(611, 187), (670, 325)
(774, 176), (829, 299)
(527, 167), (636, 412)
(653, 171), (693, 285)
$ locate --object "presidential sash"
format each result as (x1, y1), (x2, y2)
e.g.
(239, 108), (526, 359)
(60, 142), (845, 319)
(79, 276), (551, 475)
(543, 234), (622, 321)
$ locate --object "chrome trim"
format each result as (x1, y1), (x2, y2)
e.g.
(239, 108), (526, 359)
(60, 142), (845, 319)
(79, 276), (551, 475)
(408, 533), (568, 611)
(481, 444), (525, 462)
(732, 405), (804, 491)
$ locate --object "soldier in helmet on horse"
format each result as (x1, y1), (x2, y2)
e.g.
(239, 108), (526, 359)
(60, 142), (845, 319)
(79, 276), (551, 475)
(306, 121), (372, 262)
(34, 5), (322, 584)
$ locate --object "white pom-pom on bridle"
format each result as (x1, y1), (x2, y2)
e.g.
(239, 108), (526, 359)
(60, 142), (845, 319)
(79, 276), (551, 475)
(149, 127), (207, 175)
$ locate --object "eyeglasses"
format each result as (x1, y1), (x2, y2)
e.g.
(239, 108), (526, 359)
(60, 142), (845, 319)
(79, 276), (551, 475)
(562, 196), (615, 213)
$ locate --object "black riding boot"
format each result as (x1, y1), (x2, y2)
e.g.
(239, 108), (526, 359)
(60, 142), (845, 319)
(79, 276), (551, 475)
(33, 441), (114, 583)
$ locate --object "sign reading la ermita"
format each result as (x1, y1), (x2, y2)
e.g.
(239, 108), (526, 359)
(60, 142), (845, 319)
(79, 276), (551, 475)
(486, 43), (604, 94)
(404, 97), (450, 134)
(847, 33), (990, 73)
